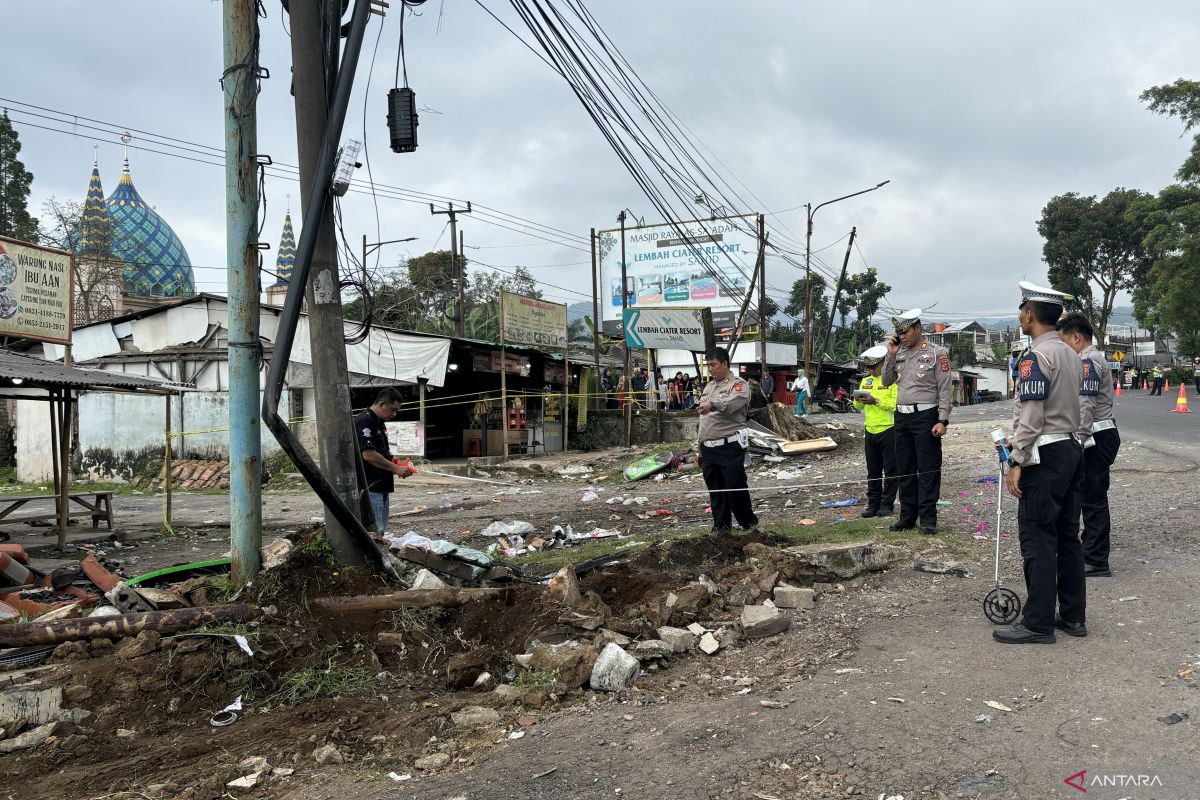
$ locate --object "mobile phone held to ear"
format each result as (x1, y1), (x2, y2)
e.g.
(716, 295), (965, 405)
(890, 335), (900, 347)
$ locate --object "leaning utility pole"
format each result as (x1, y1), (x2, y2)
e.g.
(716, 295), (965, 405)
(430, 202), (472, 337)
(223, 0), (262, 582)
(289, 0), (364, 566)
(756, 213), (768, 383)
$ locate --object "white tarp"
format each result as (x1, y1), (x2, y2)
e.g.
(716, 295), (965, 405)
(290, 317), (450, 387)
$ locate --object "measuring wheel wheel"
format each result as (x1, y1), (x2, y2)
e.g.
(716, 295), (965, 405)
(983, 587), (1021, 624)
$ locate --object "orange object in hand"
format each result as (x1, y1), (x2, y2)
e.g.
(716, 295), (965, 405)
(392, 456), (417, 475)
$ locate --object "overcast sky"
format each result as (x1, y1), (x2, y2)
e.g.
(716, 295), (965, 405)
(5, 1), (1197, 321)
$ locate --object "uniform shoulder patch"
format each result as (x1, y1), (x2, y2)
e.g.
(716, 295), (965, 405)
(938, 353), (950, 372)
(732, 381), (745, 392)
(1018, 353), (1048, 400)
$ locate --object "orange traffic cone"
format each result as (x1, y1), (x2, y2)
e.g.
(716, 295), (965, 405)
(1115, 379), (1122, 398)
(1166, 377), (1171, 392)
(1173, 383), (1190, 413)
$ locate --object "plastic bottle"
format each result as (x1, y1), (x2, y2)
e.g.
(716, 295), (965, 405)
(991, 429), (1010, 463)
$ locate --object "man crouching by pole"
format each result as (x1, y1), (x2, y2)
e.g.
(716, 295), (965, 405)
(697, 346), (759, 536)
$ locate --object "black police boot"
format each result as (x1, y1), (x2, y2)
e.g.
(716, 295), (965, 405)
(992, 623), (1056, 644)
(1052, 616), (1088, 637)
(1084, 564), (1112, 578)
(861, 506), (881, 518)
(889, 520), (916, 532)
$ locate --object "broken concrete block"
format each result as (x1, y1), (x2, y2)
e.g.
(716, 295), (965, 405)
(595, 629), (632, 647)
(228, 772), (262, 789)
(0, 721), (58, 754)
(656, 626), (696, 654)
(559, 610), (605, 631)
(665, 583), (709, 617)
(0, 686), (63, 727)
(261, 538), (294, 571)
(312, 744), (344, 765)
(699, 633), (720, 655)
(773, 585), (815, 610)
(528, 640), (597, 690)
(238, 756), (271, 774)
(740, 605), (790, 639)
(493, 684), (548, 707)
(473, 672), (495, 691)
(544, 566), (583, 609)
(697, 574), (719, 595)
(778, 541), (909, 582)
(727, 578), (763, 607)
(716, 625), (741, 648)
(411, 569), (448, 592)
(686, 622), (707, 636)
(450, 705), (501, 729)
(115, 728), (137, 738)
(753, 569), (780, 594)
(589, 642), (640, 692)
(415, 752), (451, 770)
(632, 639), (673, 661)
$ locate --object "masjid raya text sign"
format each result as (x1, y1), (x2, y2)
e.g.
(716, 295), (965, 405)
(0, 236), (74, 345)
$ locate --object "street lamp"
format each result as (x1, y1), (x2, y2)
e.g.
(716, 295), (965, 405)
(803, 180), (890, 376)
(362, 235), (418, 269)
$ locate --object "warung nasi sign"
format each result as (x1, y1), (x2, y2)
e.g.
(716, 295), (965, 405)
(0, 236), (75, 345)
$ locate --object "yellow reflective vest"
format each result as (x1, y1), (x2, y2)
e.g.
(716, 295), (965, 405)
(853, 375), (898, 434)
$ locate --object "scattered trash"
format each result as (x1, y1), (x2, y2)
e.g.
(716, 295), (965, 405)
(580, 491), (599, 502)
(210, 696), (243, 727)
(984, 700), (1013, 712)
(480, 521), (536, 538)
(914, 560), (970, 578)
(886, 696), (906, 703)
(1157, 712), (1188, 725)
(973, 475), (999, 483)
(508, 730), (526, 740)
(797, 519), (817, 526)
(819, 497), (859, 509)
(1118, 596), (1138, 602)
(533, 767), (558, 779)
(935, 499), (951, 506)
(975, 714), (992, 724)
(759, 700), (790, 709)
(387, 772), (412, 782)
(834, 668), (863, 675)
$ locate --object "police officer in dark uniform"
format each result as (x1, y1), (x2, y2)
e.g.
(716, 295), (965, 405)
(994, 282), (1086, 644)
(697, 346), (758, 535)
(881, 309), (953, 533)
(1057, 311), (1121, 578)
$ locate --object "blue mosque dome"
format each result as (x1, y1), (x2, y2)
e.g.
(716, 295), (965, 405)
(101, 160), (196, 298)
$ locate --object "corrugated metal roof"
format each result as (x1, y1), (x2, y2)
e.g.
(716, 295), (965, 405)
(0, 347), (173, 391)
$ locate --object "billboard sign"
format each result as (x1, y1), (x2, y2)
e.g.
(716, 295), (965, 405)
(596, 215), (759, 333)
(0, 236), (74, 345)
(500, 291), (568, 350)
(623, 307), (715, 351)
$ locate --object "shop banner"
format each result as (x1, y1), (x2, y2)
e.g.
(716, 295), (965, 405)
(0, 236), (74, 344)
(500, 291), (568, 350)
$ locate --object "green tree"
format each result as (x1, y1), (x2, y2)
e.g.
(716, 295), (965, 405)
(783, 275), (831, 359)
(0, 112), (38, 241)
(1141, 79), (1200, 183)
(949, 335), (977, 368)
(1036, 188), (1153, 346)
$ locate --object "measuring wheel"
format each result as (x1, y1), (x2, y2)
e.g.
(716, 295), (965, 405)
(983, 586), (1022, 625)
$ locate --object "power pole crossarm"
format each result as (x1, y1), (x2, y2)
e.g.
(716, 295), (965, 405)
(430, 202), (472, 338)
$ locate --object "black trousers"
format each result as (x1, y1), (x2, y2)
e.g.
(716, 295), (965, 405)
(864, 428), (898, 511)
(1150, 377), (1163, 395)
(701, 442), (758, 532)
(894, 407), (942, 527)
(1017, 439), (1085, 634)
(1081, 427), (1120, 569)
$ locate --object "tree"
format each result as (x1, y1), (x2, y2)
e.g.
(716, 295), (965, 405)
(0, 112), (38, 242)
(841, 268), (890, 345)
(949, 335), (978, 368)
(1141, 79), (1200, 184)
(1036, 188), (1153, 346)
(783, 275), (831, 358)
(39, 197), (124, 324)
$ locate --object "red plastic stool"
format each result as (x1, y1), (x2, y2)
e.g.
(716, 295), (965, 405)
(466, 437), (482, 457)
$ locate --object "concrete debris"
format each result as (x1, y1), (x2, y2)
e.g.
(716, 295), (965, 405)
(699, 633), (721, 655)
(115, 728), (137, 738)
(313, 744), (345, 765)
(544, 566), (583, 610)
(493, 684), (548, 707)
(773, 585), (815, 610)
(740, 605), (790, 639)
(450, 706), (501, 729)
(0, 687), (63, 727)
(913, 559), (970, 578)
(411, 569), (449, 592)
(227, 772), (262, 789)
(727, 578), (763, 607)
(632, 640), (674, 661)
(473, 672), (495, 690)
(237, 756), (270, 774)
(589, 642), (640, 692)
(777, 541), (910, 582)
(656, 626), (696, 654)
(414, 752), (452, 770)
(0, 721), (58, 754)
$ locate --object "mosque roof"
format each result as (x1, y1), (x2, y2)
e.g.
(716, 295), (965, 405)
(273, 213), (296, 286)
(76, 166), (112, 255)
(99, 161), (195, 298)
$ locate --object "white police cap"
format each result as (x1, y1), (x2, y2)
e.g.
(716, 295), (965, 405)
(1019, 280), (1073, 307)
(890, 308), (922, 331)
(859, 344), (888, 365)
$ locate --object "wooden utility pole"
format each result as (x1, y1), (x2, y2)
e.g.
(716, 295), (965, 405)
(756, 213), (768, 383)
(289, 0), (365, 566)
(618, 211), (631, 447)
(430, 202), (472, 337)
(815, 227), (857, 384)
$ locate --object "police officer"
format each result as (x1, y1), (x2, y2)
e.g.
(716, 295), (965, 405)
(853, 345), (899, 517)
(1057, 311), (1120, 578)
(882, 309), (952, 533)
(697, 346), (758, 535)
(993, 282), (1086, 644)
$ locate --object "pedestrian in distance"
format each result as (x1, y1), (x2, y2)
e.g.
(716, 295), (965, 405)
(882, 309), (952, 534)
(696, 347), (759, 536)
(853, 345), (899, 518)
(790, 371), (810, 417)
(1193, 357), (1200, 395)
(761, 371), (775, 403)
(1150, 361), (1164, 395)
(355, 388), (415, 534)
(1057, 311), (1120, 579)
(993, 282), (1086, 645)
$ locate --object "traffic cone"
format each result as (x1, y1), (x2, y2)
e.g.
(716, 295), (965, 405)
(1173, 384), (1190, 413)
(1166, 377), (1170, 392)
(1115, 380), (1122, 398)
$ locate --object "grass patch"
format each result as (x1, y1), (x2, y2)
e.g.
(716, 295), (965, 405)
(299, 533), (335, 564)
(764, 517), (966, 555)
(512, 668), (559, 688)
(269, 647), (375, 706)
(510, 536), (650, 570)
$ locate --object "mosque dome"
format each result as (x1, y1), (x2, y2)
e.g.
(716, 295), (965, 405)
(103, 161), (196, 298)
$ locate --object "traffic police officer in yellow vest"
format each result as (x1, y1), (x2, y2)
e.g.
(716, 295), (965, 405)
(882, 309), (953, 533)
(994, 282), (1086, 644)
(1056, 311), (1120, 578)
(854, 345), (899, 517)
(697, 346), (759, 536)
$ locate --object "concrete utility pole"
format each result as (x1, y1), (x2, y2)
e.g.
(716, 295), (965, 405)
(815, 227), (857, 384)
(590, 227), (601, 411)
(289, 0), (364, 566)
(618, 210), (631, 447)
(430, 202), (472, 337)
(756, 213), (768, 383)
(223, 0), (262, 582)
